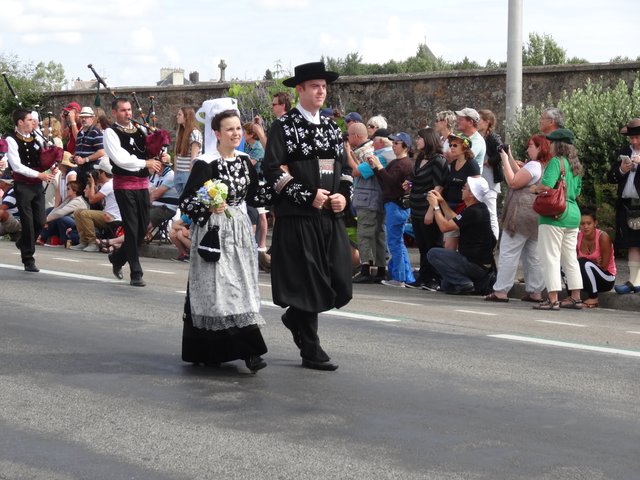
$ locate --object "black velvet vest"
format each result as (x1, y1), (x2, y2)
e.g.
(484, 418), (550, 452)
(8, 131), (43, 185)
(110, 124), (148, 178)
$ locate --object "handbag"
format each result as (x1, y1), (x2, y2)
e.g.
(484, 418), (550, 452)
(625, 205), (640, 230)
(197, 224), (221, 262)
(533, 159), (567, 218)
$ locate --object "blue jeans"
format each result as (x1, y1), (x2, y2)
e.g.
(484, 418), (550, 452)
(427, 247), (491, 293)
(173, 171), (190, 197)
(384, 202), (415, 283)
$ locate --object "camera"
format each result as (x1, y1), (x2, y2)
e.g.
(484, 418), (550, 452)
(497, 143), (510, 153)
(63, 111), (69, 117)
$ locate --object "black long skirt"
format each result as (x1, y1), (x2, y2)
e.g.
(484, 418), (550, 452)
(181, 292), (267, 365)
(270, 213), (353, 312)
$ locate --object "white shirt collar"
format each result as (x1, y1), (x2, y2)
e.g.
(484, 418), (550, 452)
(295, 104), (320, 125)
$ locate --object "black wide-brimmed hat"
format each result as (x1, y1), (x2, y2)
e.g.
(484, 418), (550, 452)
(283, 62), (339, 87)
(620, 118), (640, 136)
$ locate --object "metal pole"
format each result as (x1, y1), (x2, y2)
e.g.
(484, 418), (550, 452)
(505, 0), (523, 139)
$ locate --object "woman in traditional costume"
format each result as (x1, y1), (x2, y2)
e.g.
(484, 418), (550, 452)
(179, 109), (267, 372)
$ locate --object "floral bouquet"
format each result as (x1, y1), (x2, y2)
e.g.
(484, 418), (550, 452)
(196, 179), (232, 218)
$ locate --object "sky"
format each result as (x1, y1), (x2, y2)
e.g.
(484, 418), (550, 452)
(1, 0), (638, 88)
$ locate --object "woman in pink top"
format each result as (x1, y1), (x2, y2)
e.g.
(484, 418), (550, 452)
(577, 208), (616, 308)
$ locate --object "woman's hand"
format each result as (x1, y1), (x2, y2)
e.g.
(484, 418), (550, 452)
(366, 154), (382, 170)
(402, 180), (412, 192)
(211, 201), (227, 215)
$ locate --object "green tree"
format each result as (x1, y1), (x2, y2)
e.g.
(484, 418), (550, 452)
(33, 61), (66, 91)
(0, 53), (49, 134)
(506, 76), (640, 232)
(522, 33), (566, 66)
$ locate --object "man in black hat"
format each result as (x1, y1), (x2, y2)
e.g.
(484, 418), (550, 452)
(6, 109), (56, 272)
(610, 118), (640, 294)
(263, 62), (353, 371)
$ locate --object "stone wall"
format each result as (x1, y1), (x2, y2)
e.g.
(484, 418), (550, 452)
(47, 62), (640, 139)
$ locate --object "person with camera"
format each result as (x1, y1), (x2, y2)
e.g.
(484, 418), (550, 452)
(346, 122), (387, 284)
(426, 177), (496, 296)
(367, 132), (415, 287)
(72, 106), (105, 193)
(610, 117), (640, 294)
(72, 158), (121, 253)
(484, 134), (550, 303)
(59, 102), (82, 154)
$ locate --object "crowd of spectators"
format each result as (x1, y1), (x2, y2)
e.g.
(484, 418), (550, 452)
(1, 95), (638, 308)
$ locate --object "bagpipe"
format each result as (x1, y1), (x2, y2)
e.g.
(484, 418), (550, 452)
(1, 72), (63, 170)
(87, 64), (170, 159)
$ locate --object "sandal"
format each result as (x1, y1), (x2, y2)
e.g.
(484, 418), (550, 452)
(559, 297), (583, 310)
(521, 293), (543, 303)
(583, 300), (599, 309)
(484, 292), (509, 303)
(532, 299), (560, 311)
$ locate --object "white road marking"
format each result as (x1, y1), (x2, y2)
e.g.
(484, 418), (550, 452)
(536, 320), (586, 327)
(383, 300), (421, 306)
(260, 300), (400, 322)
(145, 269), (174, 275)
(488, 334), (640, 358)
(627, 331), (640, 335)
(455, 309), (497, 316)
(0, 263), (120, 283)
(176, 290), (187, 294)
(52, 257), (81, 262)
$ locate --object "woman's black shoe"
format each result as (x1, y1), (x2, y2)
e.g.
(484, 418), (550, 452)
(245, 356), (267, 372)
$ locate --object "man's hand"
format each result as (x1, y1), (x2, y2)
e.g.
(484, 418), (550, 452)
(38, 171), (55, 183)
(312, 188), (330, 209)
(328, 193), (347, 213)
(146, 159), (162, 173)
(427, 190), (442, 207)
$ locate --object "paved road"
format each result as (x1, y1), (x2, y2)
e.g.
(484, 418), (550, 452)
(1, 242), (639, 479)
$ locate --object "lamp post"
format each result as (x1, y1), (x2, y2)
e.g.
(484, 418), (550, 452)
(506, 0), (523, 139)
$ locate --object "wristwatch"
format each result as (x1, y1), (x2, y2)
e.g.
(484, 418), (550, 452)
(433, 206), (441, 211)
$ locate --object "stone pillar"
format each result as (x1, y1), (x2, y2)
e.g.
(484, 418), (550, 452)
(218, 60), (227, 83)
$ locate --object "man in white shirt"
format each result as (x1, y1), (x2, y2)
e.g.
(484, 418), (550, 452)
(455, 108), (486, 173)
(72, 158), (122, 255)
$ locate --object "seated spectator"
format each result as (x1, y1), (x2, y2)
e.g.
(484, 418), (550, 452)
(54, 152), (78, 207)
(147, 159), (179, 240)
(72, 158), (122, 252)
(577, 208), (616, 308)
(169, 213), (192, 262)
(39, 180), (88, 246)
(426, 177), (496, 295)
(0, 174), (21, 240)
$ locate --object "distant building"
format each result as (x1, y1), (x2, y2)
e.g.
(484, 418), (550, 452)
(72, 78), (99, 90)
(157, 68), (197, 86)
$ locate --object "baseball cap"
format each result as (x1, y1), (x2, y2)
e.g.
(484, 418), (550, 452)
(344, 112), (363, 123)
(389, 132), (412, 148)
(455, 108), (480, 122)
(63, 101), (81, 112)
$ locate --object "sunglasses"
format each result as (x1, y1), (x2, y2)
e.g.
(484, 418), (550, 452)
(449, 143), (461, 148)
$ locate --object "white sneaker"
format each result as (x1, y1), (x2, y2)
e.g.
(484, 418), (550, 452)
(83, 244), (99, 252)
(70, 243), (88, 251)
(381, 279), (405, 287)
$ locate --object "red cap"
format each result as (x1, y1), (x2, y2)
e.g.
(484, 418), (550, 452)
(63, 101), (81, 112)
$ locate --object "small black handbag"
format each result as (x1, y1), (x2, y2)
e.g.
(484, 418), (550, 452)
(197, 225), (221, 262)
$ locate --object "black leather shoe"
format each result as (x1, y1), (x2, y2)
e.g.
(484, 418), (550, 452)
(245, 355), (267, 372)
(24, 264), (39, 273)
(352, 272), (374, 284)
(108, 253), (123, 280)
(281, 313), (302, 349)
(130, 278), (146, 287)
(302, 358), (339, 371)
